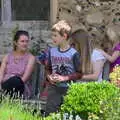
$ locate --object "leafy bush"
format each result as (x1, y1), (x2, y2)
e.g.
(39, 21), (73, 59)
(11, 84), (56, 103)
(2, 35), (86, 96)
(99, 90), (120, 120)
(61, 82), (119, 120)
(88, 89), (120, 120)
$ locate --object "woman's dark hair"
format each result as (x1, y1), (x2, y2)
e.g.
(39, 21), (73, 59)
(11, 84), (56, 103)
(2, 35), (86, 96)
(13, 30), (29, 50)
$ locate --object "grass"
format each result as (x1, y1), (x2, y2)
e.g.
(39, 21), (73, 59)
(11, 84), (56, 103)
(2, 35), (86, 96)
(0, 97), (42, 120)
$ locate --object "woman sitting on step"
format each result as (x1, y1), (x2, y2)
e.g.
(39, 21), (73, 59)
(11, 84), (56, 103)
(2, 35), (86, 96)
(0, 30), (35, 98)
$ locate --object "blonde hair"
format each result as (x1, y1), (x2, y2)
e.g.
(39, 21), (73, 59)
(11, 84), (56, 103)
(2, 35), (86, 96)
(71, 29), (92, 74)
(52, 20), (72, 39)
(107, 27), (120, 43)
(71, 28), (108, 74)
(89, 27), (105, 49)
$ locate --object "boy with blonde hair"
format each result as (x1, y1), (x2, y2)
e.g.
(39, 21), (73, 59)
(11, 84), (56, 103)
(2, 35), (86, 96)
(45, 20), (82, 116)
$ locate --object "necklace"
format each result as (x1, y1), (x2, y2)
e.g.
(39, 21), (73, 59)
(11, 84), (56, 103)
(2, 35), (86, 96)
(14, 56), (21, 64)
(13, 52), (27, 64)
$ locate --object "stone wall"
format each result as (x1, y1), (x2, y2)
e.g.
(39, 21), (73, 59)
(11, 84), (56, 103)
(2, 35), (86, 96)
(1, 0), (120, 56)
(0, 21), (51, 56)
(51, 0), (120, 34)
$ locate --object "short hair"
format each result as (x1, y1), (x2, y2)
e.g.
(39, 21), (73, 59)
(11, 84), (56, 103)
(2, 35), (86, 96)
(52, 20), (72, 39)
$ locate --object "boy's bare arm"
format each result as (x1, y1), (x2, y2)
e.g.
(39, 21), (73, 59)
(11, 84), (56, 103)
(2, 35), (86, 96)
(67, 72), (83, 81)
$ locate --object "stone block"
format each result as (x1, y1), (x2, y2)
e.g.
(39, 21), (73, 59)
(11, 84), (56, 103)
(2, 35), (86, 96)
(86, 12), (104, 25)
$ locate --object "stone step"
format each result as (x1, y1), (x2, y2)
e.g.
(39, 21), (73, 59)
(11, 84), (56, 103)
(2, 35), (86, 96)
(0, 21), (49, 30)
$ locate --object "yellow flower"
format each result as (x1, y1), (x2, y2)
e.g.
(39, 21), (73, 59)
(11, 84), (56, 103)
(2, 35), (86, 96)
(109, 65), (120, 83)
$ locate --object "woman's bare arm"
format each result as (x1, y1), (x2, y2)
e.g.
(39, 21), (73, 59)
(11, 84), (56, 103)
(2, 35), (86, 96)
(21, 54), (36, 83)
(82, 59), (105, 81)
(102, 50), (120, 63)
(0, 55), (8, 83)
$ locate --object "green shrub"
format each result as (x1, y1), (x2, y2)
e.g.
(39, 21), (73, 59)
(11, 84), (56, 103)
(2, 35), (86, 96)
(98, 90), (120, 120)
(61, 82), (119, 120)
(88, 90), (120, 120)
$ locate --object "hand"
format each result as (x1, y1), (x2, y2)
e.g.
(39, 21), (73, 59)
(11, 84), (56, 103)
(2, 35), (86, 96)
(51, 74), (68, 82)
(47, 74), (56, 84)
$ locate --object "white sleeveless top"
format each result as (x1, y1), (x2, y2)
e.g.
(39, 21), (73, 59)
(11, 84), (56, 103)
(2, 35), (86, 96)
(91, 49), (106, 82)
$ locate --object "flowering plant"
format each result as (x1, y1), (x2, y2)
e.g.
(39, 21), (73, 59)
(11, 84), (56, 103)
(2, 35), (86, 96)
(109, 65), (120, 86)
